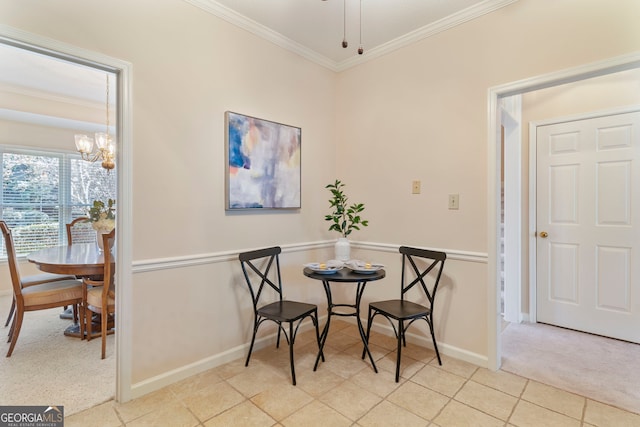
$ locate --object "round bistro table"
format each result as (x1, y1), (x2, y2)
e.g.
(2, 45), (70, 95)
(303, 267), (386, 373)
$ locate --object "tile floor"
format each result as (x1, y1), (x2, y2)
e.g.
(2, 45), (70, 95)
(66, 321), (640, 426)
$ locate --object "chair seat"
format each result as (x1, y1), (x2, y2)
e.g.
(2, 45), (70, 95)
(22, 279), (83, 307)
(87, 286), (115, 309)
(370, 299), (430, 319)
(258, 301), (317, 322)
(21, 272), (76, 287)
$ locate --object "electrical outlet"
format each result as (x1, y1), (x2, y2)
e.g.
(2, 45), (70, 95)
(412, 180), (421, 194)
(448, 194), (459, 210)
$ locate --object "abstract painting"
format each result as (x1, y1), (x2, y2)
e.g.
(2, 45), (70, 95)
(225, 111), (301, 210)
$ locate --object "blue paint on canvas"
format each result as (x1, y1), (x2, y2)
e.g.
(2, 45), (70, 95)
(227, 112), (301, 209)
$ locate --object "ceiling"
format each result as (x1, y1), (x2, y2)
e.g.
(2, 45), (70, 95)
(0, 0), (517, 114)
(186, 0), (518, 70)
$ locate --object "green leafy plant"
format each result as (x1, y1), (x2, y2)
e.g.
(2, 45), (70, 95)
(324, 180), (368, 238)
(86, 198), (116, 231)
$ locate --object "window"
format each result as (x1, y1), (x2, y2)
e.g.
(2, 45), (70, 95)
(0, 146), (116, 258)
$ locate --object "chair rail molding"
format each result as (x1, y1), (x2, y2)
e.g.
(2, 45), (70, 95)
(132, 240), (488, 273)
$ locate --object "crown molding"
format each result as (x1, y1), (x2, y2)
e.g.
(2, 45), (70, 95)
(183, 0), (518, 72)
(182, 0), (337, 70)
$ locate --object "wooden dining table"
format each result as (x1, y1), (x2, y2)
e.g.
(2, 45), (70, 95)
(26, 243), (109, 277)
(27, 243), (113, 337)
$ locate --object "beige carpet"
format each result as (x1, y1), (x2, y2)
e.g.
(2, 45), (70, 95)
(0, 294), (115, 416)
(501, 321), (640, 415)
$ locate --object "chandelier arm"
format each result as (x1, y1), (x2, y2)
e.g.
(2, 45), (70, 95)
(73, 73), (116, 171)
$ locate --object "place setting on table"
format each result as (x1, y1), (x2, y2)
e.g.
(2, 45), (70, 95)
(304, 259), (384, 275)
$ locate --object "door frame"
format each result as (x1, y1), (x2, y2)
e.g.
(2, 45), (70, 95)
(528, 105), (640, 324)
(0, 24), (134, 402)
(486, 51), (640, 371)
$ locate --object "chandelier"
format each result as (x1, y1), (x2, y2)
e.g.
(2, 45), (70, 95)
(322, 0), (364, 55)
(74, 74), (116, 170)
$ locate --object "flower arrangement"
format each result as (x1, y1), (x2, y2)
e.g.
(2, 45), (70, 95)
(86, 199), (116, 232)
(324, 179), (368, 238)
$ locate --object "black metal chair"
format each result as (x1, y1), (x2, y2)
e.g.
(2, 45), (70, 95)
(239, 246), (322, 385)
(364, 246), (446, 382)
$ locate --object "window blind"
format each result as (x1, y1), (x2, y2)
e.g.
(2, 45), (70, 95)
(0, 146), (116, 258)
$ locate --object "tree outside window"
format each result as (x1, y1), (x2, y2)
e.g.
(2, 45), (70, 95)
(0, 147), (116, 257)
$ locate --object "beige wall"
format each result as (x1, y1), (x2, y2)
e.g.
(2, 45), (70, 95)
(1, 0), (639, 395)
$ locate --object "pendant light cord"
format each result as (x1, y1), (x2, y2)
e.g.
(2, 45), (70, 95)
(105, 74), (110, 134)
(342, 0), (348, 48)
(358, 0), (363, 54)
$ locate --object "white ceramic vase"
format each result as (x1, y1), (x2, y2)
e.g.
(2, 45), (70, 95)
(95, 228), (114, 252)
(334, 237), (351, 262)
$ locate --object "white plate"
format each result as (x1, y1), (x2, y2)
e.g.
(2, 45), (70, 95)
(307, 265), (342, 274)
(348, 266), (383, 274)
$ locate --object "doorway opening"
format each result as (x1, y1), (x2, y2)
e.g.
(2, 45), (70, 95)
(0, 29), (133, 408)
(488, 52), (640, 371)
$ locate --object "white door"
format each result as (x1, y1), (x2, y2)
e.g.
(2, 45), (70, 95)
(536, 111), (640, 343)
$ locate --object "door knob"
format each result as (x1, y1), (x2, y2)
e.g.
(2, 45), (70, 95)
(539, 231), (548, 238)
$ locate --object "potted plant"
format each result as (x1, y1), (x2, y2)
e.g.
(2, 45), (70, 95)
(324, 179), (368, 261)
(86, 198), (116, 250)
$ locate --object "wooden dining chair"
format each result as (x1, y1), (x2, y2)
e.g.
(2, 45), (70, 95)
(2, 220), (76, 328)
(66, 217), (96, 245)
(81, 228), (115, 359)
(0, 221), (83, 357)
(239, 246), (322, 385)
(364, 246), (447, 382)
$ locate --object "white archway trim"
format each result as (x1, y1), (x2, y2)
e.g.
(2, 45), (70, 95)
(0, 24), (134, 402)
(487, 51), (640, 371)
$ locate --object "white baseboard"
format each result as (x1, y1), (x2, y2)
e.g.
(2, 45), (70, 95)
(131, 316), (488, 398)
(365, 319), (489, 368)
(131, 333), (273, 400)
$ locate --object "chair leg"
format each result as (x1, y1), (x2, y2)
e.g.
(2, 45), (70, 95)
(288, 322), (296, 386)
(428, 317), (442, 365)
(7, 314), (15, 343)
(245, 322), (259, 367)
(395, 320), (404, 382)
(276, 323), (282, 349)
(86, 310), (93, 341)
(313, 312), (324, 363)
(101, 311), (108, 359)
(362, 306), (374, 360)
(6, 310), (24, 357)
(4, 297), (15, 328)
(80, 301), (88, 340)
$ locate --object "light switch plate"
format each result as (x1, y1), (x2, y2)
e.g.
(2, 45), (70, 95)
(448, 194), (459, 210)
(412, 180), (421, 194)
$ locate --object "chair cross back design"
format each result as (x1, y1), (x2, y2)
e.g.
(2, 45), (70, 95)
(365, 246), (446, 382)
(239, 246), (322, 385)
